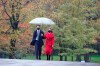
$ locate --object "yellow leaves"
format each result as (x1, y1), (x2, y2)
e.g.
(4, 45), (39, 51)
(72, 0), (80, 4)
(50, 12), (58, 19)
(92, 39), (97, 44)
(10, 33), (18, 39)
(16, 0), (65, 23)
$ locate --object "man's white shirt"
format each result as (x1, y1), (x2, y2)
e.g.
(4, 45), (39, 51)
(36, 30), (40, 40)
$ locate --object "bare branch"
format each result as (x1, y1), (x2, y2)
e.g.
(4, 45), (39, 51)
(1, 0), (11, 18)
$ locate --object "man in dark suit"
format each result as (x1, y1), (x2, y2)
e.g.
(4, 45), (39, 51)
(32, 25), (44, 60)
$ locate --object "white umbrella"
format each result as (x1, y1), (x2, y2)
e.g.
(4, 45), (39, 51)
(29, 17), (55, 25)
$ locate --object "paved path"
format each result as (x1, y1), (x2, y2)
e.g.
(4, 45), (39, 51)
(0, 59), (100, 66)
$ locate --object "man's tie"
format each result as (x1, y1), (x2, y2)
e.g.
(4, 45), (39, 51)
(37, 30), (40, 40)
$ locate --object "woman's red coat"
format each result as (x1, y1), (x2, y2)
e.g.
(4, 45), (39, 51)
(44, 32), (54, 55)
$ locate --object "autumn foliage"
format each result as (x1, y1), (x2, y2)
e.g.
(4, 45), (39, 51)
(0, 0), (100, 59)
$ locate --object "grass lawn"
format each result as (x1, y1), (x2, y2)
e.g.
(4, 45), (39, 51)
(91, 55), (100, 63)
(22, 55), (59, 60)
(22, 54), (100, 63)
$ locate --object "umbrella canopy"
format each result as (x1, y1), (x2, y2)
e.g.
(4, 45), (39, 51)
(29, 17), (55, 25)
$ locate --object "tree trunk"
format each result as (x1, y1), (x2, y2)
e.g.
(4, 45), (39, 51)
(84, 53), (90, 62)
(60, 55), (63, 61)
(65, 56), (67, 61)
(97, 43), (100, 55)
(9, 39), (16, 59)
(71, 56), (74, 61)
(76, 54), (81, 61)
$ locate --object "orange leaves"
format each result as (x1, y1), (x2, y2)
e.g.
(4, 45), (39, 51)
(0, 34), (9, 41)
(0, 34), (10, 44)
(17, 22), (32, 47)
(19, 22), (30, 28)
(96, 0), (100, 8)
(0, 20), (10, 45)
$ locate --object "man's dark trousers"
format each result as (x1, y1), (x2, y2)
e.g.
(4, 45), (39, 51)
(32, 30), (44, 60)
(35, 40), (42, 60)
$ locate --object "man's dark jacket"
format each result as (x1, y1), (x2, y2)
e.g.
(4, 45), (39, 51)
(31, 30), (44, 45)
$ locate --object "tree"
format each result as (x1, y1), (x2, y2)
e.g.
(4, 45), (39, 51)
(0, 0), (100, 61)
(52, 0), (99, 62)
(0, 0), (30, 58)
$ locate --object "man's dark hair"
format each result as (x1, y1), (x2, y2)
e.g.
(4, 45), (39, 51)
(36, 24), (40, 27)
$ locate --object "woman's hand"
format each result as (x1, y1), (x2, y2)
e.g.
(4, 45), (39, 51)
(52, 45), (54, 48)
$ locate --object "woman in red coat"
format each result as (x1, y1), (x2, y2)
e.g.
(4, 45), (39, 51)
(44, 28), (54, 60)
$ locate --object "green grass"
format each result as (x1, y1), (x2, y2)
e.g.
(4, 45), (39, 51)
(91, 55), (100, 63)
(22, 54), (100, 63)
(22, 55), (59, 60)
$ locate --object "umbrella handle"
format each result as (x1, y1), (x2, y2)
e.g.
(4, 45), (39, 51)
(41, 24), (43, 30)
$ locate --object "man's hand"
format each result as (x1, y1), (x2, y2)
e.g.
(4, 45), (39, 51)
(41, 34), (43, 36)
(30, 45), (34, 48)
